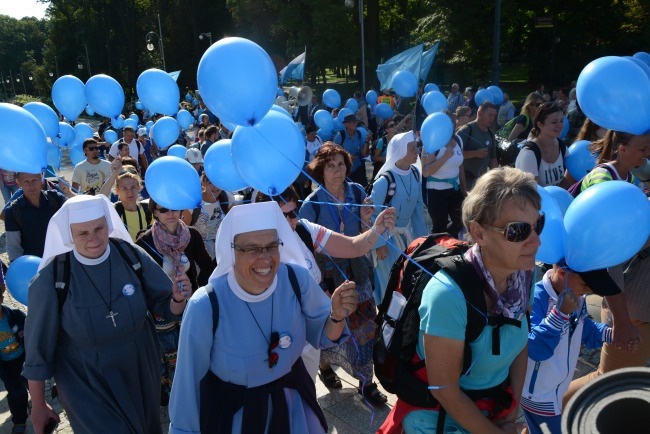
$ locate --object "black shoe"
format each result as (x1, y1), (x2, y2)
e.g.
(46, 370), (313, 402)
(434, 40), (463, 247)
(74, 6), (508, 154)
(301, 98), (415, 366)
(318, 367), (342, 389)
(358, 382), (388, 406)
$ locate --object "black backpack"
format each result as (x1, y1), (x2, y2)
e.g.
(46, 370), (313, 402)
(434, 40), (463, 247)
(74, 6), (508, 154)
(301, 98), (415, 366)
(366, 167), (420, 206)
(373, 234), (524, 412)
(497, 139), (567, 168)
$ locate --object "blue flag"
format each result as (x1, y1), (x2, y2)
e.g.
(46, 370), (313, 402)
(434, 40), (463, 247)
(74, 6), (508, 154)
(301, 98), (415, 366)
(168, 70), (181, 82)
(420, 41), (440, 82)
(376, 44), (423, 91)
(279, 51), (306, 84)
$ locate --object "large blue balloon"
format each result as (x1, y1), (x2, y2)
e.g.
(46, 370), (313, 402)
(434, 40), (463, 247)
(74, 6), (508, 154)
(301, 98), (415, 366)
(197, 37), (277, 126)
(544, 185), (573, 217)
(0, 103), (48, 173)
(392, 70), (418, 97)
(564, 181), (650, 272)
(55, 122), (76, 148)
(474, 88), (494, 106)
(52, 75), (86, 121)
(487, 85), (504, 104)
(152, 116), (180, 149)
(23, 102), (60, 138)
(375, 103), (394, 119)
(204, 139), (248, 191)
(559, 117), (569, 139)
(123, 118), (138, 130)
(73, 123), (94, 145)
(314, 110), (333, 131)
(565, 140), (597, 180)
(47, 143), (62, 170)
(69, 145), (85, 166)
(424, 83), (439, 93)
(270, 104), (293, 119)
(337, 108), (353, 124)
(633, 51), (650, 66)
(535, 185), (566, 264)
(231, 110), (305, 195)
(177, 109), (193, 130)
(103, 129), (118, 144)
(366, 90), (378, 106)
(85, 74), (125, 118)
(167, 144), (187, 159)
(345, 98), (359, 113)
(421, 112), (453, 154)
(145, 120), (154, 133)
(322, 89), (341, 109)
(145, 156), (202, 209)
(317, 129), (332, 141)
(7, 255), (41, 306)
(422, 91), (447, 115)
(577, 56), (650, 135)
(137, 68), (180, 116)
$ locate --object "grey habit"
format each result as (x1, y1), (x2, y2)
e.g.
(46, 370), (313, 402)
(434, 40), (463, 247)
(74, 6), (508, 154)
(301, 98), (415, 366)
(23, 241), (181, 433)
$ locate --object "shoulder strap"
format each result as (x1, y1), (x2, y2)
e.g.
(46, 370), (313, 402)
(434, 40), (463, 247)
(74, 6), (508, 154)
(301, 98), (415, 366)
(218, 191), (229, 215)
(140, 202), (152, 225)
(522, 141), (542, 169)
(53, 252), (71, 312)
(377, 171), (396, 207)
(558, 139), (567, 159)
(109, 238), (144, 288)
(286, 264), (302, 304)
(295, 221), (315, 256)
(190, 207), (202, 226)
(114, 202), (127, 225)
(410, 166), (420, 183)
(206, 283), (219, 335)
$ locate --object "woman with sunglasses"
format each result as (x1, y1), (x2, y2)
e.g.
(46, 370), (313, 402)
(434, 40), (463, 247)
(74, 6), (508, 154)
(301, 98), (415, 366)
(380, 167), (542, 434)
(169, 201), (357, 433)
(506, 93), (545, 142)
(372, 119), (398, 180)
(135, 198), (215, 405)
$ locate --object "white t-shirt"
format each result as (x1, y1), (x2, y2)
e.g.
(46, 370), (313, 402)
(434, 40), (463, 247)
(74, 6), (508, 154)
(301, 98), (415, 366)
(294, 218), (332, 284)
(305, 137), (323, 162)
(426, 139), (464, 190)
(108, 138), (144, 163)
(515, 146), (565, 187)
(71, 159), (112, 193)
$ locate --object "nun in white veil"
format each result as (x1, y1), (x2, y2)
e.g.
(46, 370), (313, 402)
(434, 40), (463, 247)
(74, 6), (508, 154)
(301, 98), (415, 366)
(369, 130), (428, 304)
(169, 201), (357, 434)
(23, 194), (189, 434)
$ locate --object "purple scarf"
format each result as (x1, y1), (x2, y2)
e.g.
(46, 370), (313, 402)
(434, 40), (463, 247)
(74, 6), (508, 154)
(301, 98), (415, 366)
(152, 220), (191, 275)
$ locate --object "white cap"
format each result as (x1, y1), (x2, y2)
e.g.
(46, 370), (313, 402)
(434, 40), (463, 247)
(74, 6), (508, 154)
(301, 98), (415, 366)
(137, 128), (148, 137)
(185, 148), (203, 164)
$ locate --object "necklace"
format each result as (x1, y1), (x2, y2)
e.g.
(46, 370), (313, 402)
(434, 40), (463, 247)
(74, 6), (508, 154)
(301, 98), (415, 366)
(244, 292), (278, 370)
(398, 170), (413, 202)
(79, 256), (118, 327)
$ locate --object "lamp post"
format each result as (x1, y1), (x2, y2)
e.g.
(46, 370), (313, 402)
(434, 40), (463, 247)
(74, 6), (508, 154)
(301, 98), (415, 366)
(345, 0), (366, 91)
(7, 70), (16, 95)
(146, 14), (166, 71)
(0, 73), (7, 98)
(491, 0), (503, 85)
(199, 32), (212, 46)
(15, 74), (27, 94)
(76, 55), (91, 77)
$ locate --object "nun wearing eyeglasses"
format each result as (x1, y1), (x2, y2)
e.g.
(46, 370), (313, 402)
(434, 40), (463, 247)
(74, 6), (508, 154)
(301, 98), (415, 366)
(22, 195), (190, 434)
(369, 130), (428, 305)
(168, 201), (356, 434)
(379, 167), (541, 434)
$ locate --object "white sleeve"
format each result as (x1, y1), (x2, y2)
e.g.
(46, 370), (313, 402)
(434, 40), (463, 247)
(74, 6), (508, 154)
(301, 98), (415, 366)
(108, 142), (119, 158)
(299, 219), (332, 252)
(515, 148), (540, 178)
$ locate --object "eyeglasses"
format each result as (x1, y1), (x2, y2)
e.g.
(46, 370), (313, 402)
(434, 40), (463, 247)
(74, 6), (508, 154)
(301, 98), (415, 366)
(480, 213), (545, 243)
(86, 147), (99, 151)
(268, 331), (280, 369)
(157, 207), (179, 214)
(282, 209), (298, 220)
(231, 240), (284, 256)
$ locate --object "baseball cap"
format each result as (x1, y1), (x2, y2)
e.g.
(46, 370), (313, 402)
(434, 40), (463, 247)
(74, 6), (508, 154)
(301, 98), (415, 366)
(576, 268), (621, 297)
(185, 148), (203, 164)
(137, 128), (147, 137)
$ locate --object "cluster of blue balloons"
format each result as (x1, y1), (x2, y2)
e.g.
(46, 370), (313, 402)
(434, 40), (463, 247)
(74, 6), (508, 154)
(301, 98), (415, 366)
(474, 85), (504, 105)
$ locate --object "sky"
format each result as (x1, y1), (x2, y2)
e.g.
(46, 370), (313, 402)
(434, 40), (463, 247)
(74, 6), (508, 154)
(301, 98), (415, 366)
(0, 0), (49, 20)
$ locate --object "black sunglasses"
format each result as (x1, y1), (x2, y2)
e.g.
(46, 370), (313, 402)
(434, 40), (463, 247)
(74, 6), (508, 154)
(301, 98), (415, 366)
(157, 207), (179, 214)
(86, 146), (99, 151)
(268, 331), (279, 369)
(387, 123), (396, 128)
(481, 213), (545, 243)
(283, 209), (298, 219)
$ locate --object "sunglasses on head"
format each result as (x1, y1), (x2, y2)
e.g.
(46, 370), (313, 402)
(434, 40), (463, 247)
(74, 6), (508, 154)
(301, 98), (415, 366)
(282, 209), (298, 219)
(157, 207), (178, 214)
(481, 212), (545, 243)
(268, 331), (280, 369)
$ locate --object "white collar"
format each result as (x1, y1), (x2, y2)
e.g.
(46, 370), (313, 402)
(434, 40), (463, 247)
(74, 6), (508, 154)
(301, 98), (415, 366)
(74, 244), (111, 266)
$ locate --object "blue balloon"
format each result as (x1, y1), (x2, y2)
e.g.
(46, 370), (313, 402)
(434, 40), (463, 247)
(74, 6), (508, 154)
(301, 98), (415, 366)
(322, 89), (341, 109)
(69, 145), (85, 166)
(145, 156), (202, 209)
(23, 102), (60, 138)
(198, 37), (277, 126)
(167, 144), (187, 159)
(7, 255), (41, 306)
(421, 112), (453, 154)
(565, 140), (597, 180)
(317, 129), (332, 141)
(633, 51), (650, 66)
(337, 108), (353, 124)
(152, 116), (180, 149)
(345, 98), (359, 113)
(626, 56), (650, 80)
(185, 93), (193, 102)
(52, 75), (86, 121)
(314, 110), (333, 131)
(145, 120), (154, 132)
(422, 91), (447, 115)
(46, 143), (62, 171)
(357, 126), (368, 143)
(232, 110), (305, 195)
(55, 122), (76, 148)
(474, 88), (494, 105)
(487, 85), (504, 105)
(135, 101), (144, 110)
(192, 98), (199, 106)
(375, 102), (394, 119)
(366, 90), (378, 106)
(564, 181), (650, 271)
(129, 113), (139, 122)
(112, 116), (124, 129)
(204, 139), (249, 191)
(85, 105), (95, 116)
(559, 117), (570, 139)
(104, 129), (118, 144)
(0, 103), (47, 173)
(276, 88), (285, 97)
(177, 109), (194, 130)
(392, 70), (418, 97)
(424, 83), (439, 93)
(332, 118), (345, 131)
(137, 69), (180, 116)
(85, 74), (125, 118)
(544, 185), (574, 217)
(535, 185), (566, 264)
(74, 123), (93, 141)
(577, 56), (650, 135)
(123, 118), (138, 130)
(270, 104), (293, 119)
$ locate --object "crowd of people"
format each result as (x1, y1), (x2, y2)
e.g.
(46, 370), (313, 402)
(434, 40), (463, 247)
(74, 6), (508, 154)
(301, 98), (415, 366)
(0, 78), (648, 434)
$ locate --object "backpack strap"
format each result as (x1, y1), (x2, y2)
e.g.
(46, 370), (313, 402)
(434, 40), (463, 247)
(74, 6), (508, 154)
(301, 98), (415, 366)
(380, 171), (396, 206)
(109, 238), (145, 287)
(190, 207), (202, 226)
(295, 221), (315, 256)
(521, 141), (543, 169)
(53, 252), (71, 312)
(286, 264), (302, 304)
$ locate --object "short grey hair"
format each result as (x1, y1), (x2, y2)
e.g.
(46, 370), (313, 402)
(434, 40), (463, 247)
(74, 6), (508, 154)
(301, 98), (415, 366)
(462, 167), (541, 240)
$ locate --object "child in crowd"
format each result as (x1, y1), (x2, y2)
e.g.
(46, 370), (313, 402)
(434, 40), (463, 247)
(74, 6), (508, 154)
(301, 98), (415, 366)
(0, 265), (29, 434)
(521, 263), (616, 434)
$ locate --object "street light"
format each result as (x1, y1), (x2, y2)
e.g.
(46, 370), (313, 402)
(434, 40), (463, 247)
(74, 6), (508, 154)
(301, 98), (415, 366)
(199, 32), (212, 45)
(146, 14), (167, 71)
(345, 0), (366, 91)
(76, 55), (91, 76)
(6, 70), (16, 95)
(15, 74), (27, 94)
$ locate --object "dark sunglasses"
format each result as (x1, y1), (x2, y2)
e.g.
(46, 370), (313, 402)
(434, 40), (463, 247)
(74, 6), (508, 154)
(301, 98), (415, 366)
(481, 213), (545, 243)
(387, 123), (396, 128)
(157, 207), (179, 214)
(283, 209), (298, 219)
(86, 146), (99, 151)
(268, 331), (280, 369)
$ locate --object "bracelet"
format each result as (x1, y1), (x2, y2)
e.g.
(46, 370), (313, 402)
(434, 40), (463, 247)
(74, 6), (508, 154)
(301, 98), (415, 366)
(330, 312), (344, 323)
(172, 297), (186, 303)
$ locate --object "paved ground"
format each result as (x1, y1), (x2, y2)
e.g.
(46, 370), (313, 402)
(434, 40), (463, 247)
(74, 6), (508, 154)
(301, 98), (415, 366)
(0, 121), (609, 433)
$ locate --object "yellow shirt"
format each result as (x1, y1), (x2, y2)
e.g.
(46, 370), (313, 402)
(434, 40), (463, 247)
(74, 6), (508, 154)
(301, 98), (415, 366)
(123, 206), (148, 241)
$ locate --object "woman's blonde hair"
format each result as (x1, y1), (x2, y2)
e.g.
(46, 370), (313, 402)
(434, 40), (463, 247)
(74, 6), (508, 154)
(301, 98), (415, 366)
(115, 169), (142, 191)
